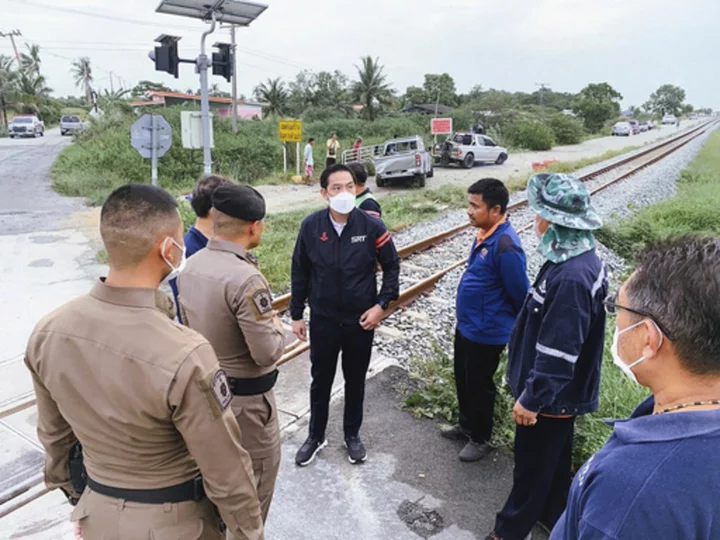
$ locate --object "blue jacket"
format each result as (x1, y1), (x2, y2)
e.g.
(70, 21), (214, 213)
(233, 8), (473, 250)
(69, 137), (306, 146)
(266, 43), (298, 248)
(456, 221), (529, 345)
(551, 398), (720, 539)
(291, 209), (400, 324)
(508, 249), (608, 416)
(170, 226), (208, 323)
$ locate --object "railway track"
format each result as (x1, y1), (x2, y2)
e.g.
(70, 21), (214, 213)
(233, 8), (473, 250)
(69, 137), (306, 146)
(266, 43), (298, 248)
(0, 120), (715, 520)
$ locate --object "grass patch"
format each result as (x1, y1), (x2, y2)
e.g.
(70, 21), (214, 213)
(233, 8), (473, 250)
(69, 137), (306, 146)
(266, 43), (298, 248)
(405, 323), (649, 470)
(598, 131), (720, 260)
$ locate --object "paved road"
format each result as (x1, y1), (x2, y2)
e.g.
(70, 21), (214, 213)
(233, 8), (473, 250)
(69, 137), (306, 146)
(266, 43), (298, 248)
(0, 128), (80, 236)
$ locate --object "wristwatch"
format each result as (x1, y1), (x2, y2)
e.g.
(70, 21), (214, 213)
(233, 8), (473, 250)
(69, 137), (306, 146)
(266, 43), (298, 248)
(378, 300), (390, 311)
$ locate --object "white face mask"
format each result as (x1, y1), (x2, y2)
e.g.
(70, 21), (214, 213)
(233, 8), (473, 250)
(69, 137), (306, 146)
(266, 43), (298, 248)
(161, 237), (187, 282)
(329, 191), (356, 215)
(611, 320), (662, 385)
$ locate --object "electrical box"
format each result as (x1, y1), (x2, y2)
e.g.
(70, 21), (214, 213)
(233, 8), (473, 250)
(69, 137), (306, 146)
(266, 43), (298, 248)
(181, 111), (214, 150)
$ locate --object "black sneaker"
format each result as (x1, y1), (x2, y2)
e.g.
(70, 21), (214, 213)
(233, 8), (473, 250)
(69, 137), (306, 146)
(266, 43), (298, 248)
(345, 436), (367, 464)
(440, 425), (471, 441)
(295, 437), (327, 467)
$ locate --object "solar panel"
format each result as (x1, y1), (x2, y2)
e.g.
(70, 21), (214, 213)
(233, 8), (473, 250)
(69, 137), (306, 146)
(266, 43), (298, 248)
(156, 0), (268, 26)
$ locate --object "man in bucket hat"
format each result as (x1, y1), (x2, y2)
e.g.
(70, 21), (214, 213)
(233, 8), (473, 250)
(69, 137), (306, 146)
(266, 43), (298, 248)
(488, 173), (609, 540)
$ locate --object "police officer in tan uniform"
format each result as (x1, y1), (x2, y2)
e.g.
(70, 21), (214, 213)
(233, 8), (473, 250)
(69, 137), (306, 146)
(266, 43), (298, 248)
(179, 184), (285, 521)
(24, 184), (264, 540)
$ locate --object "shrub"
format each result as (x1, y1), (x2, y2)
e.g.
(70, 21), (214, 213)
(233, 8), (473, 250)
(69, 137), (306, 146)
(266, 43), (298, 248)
(548, 115), (585, 145)
(0, 126), (7, 138)
(507, 120), (556, 150)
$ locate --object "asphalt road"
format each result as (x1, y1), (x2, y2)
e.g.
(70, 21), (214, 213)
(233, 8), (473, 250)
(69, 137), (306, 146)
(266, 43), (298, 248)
(0, 128), (80, 236)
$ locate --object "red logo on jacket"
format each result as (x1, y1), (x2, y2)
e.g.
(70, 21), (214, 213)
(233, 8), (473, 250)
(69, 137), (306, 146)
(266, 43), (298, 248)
(320, 232), (329, 242)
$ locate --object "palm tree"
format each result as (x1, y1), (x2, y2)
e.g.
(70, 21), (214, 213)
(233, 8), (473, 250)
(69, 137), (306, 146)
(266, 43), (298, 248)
(18, 72), (52, 98)
(351, 56), (393, 121)
(20, 43), (41, 76)
(253, 77), (289, 117)
(71, 57), (93, 101)
(0, 55), (18, 127)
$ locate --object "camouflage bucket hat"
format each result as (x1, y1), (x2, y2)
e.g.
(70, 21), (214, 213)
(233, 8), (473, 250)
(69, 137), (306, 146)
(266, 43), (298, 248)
(527, 173), (603, 231)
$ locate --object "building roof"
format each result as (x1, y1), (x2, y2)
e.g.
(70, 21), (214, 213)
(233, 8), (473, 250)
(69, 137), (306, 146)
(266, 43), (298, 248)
(129, 90), (265, 108)
(401, 103), (454, 114)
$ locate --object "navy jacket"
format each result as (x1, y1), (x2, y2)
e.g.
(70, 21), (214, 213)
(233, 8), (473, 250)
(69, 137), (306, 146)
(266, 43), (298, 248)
(291, 208), (400, 323)
(170, 226), (208, 323)
(508, 249), (608, 415)
(456, 221), (529, 345)
(552, 399), (720, 539)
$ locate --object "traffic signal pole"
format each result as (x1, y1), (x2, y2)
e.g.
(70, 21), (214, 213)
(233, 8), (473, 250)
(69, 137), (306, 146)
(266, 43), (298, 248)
(199, 12), (217, 176)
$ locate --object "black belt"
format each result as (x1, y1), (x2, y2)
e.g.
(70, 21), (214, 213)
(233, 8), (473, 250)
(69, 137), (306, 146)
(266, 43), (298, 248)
(87, 476), (206, 504)
(227, 369), (278, 396)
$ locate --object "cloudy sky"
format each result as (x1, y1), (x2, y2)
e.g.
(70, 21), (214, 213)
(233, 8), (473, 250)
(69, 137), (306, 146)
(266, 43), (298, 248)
(2, 0), (719, 109)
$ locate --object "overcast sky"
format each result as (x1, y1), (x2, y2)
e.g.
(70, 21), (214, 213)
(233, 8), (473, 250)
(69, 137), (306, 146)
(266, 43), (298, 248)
(2, 0), (719, 109)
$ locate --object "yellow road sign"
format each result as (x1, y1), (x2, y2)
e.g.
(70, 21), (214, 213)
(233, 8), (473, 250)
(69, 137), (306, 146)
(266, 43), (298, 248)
(279, 121), (303, 143)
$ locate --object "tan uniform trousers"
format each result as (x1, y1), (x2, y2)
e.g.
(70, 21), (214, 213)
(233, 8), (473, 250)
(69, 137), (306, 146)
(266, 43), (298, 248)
(72, 487), (223, 540)
(230, 389), (281, 523)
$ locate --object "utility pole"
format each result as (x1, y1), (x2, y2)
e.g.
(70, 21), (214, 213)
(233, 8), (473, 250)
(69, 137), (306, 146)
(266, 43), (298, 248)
(0, 30), (22, 63)
(231, 25), (239, 136)
(109, 71), (115, 94)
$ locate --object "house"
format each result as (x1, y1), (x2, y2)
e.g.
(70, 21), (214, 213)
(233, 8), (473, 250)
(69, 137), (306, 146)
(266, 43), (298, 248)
(401, 104), (454, 115)
(129, 91), (265, 120)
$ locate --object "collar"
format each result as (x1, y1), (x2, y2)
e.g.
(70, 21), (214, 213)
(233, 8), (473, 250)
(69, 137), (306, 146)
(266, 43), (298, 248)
(608, 408), (720, 444)
(325, 208), (355, 227)
(207, 238), (258, 266)
(356, 188), (370, 199)
(91, 279), (156, 309)
(187, 225), (209, 242)
(477, 216), (508, 244)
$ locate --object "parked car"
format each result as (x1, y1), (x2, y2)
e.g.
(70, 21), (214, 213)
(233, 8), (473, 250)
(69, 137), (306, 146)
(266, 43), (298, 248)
(689, 114), (698, 120)
(638, 122), (649, 132)
(8, 115), (44, 138)
(628, 120), (640, 134)
(431, 132), (509, 169)
(647, 121), (656, 130)
(612, 121), (632, 136)
(60, 115), (85, 136)
(662, 114), (678, 124)
(342, 136), (433, 188)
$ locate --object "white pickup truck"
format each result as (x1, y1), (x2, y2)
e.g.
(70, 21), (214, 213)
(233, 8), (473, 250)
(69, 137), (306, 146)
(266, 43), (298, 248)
(432, 132), (508, 168)
(342, 136), (433, 188)
(8, 115), (45, 138)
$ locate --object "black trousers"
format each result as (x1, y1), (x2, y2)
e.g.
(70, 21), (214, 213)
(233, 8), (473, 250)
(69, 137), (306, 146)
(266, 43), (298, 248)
(325, 157), (337, 168)
(308, 317), (374, 441)
(494, 416), (575, 540)
(454, 329), (506, 443)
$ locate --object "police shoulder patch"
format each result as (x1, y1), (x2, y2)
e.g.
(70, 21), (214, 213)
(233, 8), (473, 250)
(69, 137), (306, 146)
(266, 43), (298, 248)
(198, 367), (232, 419)
(250, 288), (273, 319)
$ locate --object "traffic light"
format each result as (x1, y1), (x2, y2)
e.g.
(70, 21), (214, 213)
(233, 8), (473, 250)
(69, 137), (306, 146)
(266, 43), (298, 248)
(212, 43), (233, 82)
(152, 35), (181, 78)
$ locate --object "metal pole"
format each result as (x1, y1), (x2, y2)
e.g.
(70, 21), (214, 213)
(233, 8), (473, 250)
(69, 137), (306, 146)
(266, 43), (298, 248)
(151, 115), (159, 186)
(199, 13), (217, 176)
(283, 143), (287, 173)
(231, 25), (239, 136)
(8, 34), (20, 63)
(109, 71), (114, 94)
(296, 142), (300, 176)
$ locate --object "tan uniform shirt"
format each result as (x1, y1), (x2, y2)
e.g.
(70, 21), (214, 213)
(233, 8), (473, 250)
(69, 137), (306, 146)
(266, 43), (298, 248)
(24, 281), (264, 540)
(178, 239), (285, 381)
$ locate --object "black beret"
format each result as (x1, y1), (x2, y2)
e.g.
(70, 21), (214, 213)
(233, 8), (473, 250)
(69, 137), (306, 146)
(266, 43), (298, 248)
(212, 184), (266, 222)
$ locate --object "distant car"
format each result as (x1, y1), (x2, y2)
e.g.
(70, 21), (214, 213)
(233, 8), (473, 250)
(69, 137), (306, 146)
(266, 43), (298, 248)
(689, 114), (698, 120)
(662, 114), (678, 124)
(431, 132), (509, 168)
(628, 120), (640, 134)
(612, 122), (632, 136)
(60, 115), (85, 136)
(638, 122), (649, 132)
(8, 115), (44, 138)
(647, 121), (655, 130)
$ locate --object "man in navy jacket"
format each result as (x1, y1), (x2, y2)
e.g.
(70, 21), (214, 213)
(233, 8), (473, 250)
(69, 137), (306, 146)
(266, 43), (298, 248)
(443, 179), (529, 462)
(552, 236), (720, 540)
(489, 174), (608, 540)
(290, 164), (400, 467)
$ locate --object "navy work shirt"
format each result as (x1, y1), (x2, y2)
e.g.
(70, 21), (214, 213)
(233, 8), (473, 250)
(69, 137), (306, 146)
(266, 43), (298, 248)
(170, 225), (209, 323)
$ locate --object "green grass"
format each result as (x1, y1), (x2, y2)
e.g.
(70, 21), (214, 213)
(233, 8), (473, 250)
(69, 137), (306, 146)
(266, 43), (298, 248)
(405, 322), (649, 470)
(598, 130), (720, 261)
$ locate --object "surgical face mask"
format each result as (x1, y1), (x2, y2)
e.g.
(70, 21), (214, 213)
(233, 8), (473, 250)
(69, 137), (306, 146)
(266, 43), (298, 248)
(611, 320), (662, 384)
(161, 237), (187, 282)
(329, 191), (356, 214)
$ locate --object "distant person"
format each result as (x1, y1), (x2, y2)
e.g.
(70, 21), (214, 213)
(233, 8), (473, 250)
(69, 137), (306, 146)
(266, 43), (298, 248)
(348, 161), (382, 219)
(353, 137), (363, 159)
(489, 173), (608, 540)
(552, 236), (720, 540)
(304, 137), (316, 185)
(442, 179), (529, 462)
(290, 164), (400, 467)
(169, 175), (231, 322)
(326, 132), (340, 168)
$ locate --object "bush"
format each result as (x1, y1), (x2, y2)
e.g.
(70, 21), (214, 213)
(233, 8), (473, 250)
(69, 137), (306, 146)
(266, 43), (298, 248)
(548, 115), (586, 145)
(0, 126), (7, 138)
(507, 120), (556, 150)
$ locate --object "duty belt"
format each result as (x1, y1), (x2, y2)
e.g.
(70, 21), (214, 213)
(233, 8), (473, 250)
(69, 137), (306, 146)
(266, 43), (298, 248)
(227, 369), (278, 396)
(86, 476), (206, 504)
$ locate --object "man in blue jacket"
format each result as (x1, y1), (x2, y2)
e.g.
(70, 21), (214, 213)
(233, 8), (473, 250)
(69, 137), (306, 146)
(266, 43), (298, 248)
(442, 178), (529, 462)
(489, 173), (608, 540)
(552, 236), (720, 540)
(290, 164), (400, 467)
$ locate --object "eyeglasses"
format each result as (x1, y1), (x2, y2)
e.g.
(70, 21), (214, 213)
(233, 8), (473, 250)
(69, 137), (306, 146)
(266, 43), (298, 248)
(604, 293), (675, 341)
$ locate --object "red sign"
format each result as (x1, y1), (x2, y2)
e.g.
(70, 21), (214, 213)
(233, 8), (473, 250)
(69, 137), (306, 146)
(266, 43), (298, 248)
(431, 118), (453, 135)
